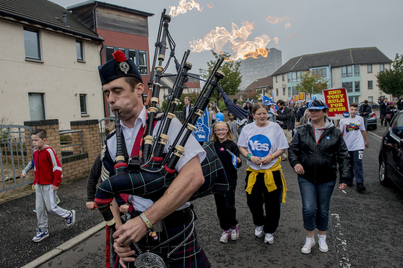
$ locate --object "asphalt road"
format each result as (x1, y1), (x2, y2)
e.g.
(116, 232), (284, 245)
(3, 119), (403, 268)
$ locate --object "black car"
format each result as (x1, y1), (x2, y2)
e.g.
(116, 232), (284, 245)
(379, 110), (403, 191)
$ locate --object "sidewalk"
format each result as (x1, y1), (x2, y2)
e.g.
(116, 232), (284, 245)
(0, 176), (104, 268)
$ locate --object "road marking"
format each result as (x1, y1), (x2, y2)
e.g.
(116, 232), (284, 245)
(331, 213), (351, 268)
(368, 131), (382, 140)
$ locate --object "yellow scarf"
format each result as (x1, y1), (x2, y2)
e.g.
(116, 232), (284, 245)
(245, 157), (287, 203)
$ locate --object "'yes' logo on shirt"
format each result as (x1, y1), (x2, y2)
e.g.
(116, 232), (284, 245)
(248, 134), (271, 157)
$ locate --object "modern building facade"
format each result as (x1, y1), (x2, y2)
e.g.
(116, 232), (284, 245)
(272, 47), (391, 104)
(240, 47), (282, 90)
(0, 0), (104, 129)
(68, 1), (154, 117)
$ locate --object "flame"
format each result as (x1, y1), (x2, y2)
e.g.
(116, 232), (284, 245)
(285, 22), (291, 29)
(274, 37), (279, 44)
(266, 16), (289, 24)
(168, 0), (203, 18)
(286, 31), (298, 42)
(207, 3), (213, 8)
(190, 21), (272, 61)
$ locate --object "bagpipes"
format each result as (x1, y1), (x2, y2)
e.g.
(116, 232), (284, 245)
(95, 9), (229, 231)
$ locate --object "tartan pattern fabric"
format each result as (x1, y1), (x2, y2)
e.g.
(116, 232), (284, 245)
(120, 213), (210, 268)
(96, 141), (229, 202)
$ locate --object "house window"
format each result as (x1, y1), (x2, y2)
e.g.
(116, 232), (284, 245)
(342, 82), (353, 93)
(348, 96), (359, 104)
(276, 76), (278, 83)
(24, 28), (41, 60)
(367, 64), (373, 73)
(368, 80), (373, 89)
(79, 94), (87, 114)
(282, 74), (285, 82)
(354, 65), (360, 76)
(138, 51), (148, 75)
(129, 49), (136, 64)
(341, 66), (352, 77)
(283, 88), (285, 95)
(287, 73), (290, 82)
(368, 96), (373, 103)
(354, 81), (360, 92)
(276, 88), (278, 96)
(288, 87), (291, 96)
(292, 72), (297, 82)
(380, 64), (384, 72)
(76, 40), (83, 61)
(28, 93), (45, 120)
(105, 47), (114, 62)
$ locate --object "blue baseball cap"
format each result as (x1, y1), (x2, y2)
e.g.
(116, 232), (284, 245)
(98, 50), (142, 85)
(307, 99), (328, 110)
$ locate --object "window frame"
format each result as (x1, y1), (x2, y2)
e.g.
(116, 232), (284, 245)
(28, 93), (45, 120)
(368, 80), (373, 89)
(354, 65), (360, 76)
(24, 27), (41, 60)
(79, 94), (87, 114)
(76, 40), (84, 61)
(367, 64), (373, 73)
(380, 64), (385, 72)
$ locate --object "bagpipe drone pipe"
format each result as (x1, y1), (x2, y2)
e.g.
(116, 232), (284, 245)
(94, 10), (229, 230)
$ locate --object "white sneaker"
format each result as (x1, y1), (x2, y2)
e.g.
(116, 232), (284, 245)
(318, 234), (328, 252)
(301, 236), (315, 254)
(220, 230), (231, 243)
(230, 225), (239, 241)
(255, 225), (264, 238)
(264, 233), (274, 244)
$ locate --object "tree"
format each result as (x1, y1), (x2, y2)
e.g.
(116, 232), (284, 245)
(199, 51), (242, 100)
(241, 89), (260, 102)
(296, 71), (329, 98)
(377, 54), (403, 98)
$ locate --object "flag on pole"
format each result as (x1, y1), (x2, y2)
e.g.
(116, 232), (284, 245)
(226, 149), (238, 170)
(261, 94), (278, 109)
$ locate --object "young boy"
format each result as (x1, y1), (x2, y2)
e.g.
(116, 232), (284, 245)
(30, 129), (75, 242)
(339, 103), (369, 193)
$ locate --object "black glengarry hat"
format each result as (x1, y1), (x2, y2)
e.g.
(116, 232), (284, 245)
(98, 50), (142, 85)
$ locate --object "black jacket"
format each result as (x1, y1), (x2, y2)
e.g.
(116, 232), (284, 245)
(214, 139), (242, 186)
(288, 122), (350, 184)
(379, 100), (388, 114)
(182, 104), (194, 120)
(359, 104), (372, 118)
(276, 107), (293, 130)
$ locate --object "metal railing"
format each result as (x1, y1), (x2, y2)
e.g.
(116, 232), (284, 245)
(59, 129), (83, 156)
(0, 125), (33, 193)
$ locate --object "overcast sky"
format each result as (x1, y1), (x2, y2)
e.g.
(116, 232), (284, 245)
(53, 0), (403, 74)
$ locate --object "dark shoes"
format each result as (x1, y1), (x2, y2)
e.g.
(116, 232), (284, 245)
(356, 183), (366, 193)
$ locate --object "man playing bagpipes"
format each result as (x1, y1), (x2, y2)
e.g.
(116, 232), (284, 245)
(99, 51), (211, 268)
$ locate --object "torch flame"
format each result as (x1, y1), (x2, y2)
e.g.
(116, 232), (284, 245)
(266, 16), (289, 24)
(169, 0), (203, 18)
(207, 3), (213, 8)
(190, 21), (272, 61)
(274, 37), (279, 44)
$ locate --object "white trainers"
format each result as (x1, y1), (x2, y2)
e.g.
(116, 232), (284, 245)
(220, 230), (231, 243)
(255, 225), (264, 238)
(230, 225), (239, 241)
(32, 229), (49, 243)
(301, 236), (315, 254)
(318, 234), (328, 252)
(264, 233), (274, 244)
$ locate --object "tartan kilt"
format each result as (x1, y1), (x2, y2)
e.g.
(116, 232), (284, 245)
(120, 210), (210, 268)
(96, 141), (229, 202)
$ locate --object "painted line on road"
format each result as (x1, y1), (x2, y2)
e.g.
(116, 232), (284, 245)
(368, 131), (382, 140)
(21, 222), (105, 268)
(331, 213), (351, 268)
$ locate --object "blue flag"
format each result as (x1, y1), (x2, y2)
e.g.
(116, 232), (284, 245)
(261, 94), (278, 109)
(226, 149), (238, 170)
(194, 107), (211, 142)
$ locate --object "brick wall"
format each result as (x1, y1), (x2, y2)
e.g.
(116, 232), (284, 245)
(24, 119), (101, 183)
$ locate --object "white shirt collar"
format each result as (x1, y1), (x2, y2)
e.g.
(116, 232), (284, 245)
(120, 106), (147, 130)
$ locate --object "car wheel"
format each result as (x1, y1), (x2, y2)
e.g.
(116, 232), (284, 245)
(379, 158), (390, 186)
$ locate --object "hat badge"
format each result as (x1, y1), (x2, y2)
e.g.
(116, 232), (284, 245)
(119, 62), (130, 74)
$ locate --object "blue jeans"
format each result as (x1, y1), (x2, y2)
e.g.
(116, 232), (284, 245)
(298, 176), (336, 231)
(349, 150), (364, 184)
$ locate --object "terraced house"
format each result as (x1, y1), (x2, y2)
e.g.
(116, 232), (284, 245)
(271, 47), (391, 104)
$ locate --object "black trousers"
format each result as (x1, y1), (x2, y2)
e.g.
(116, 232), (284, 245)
(245, 171), (282, 234)
(214, 185), (238, 230)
